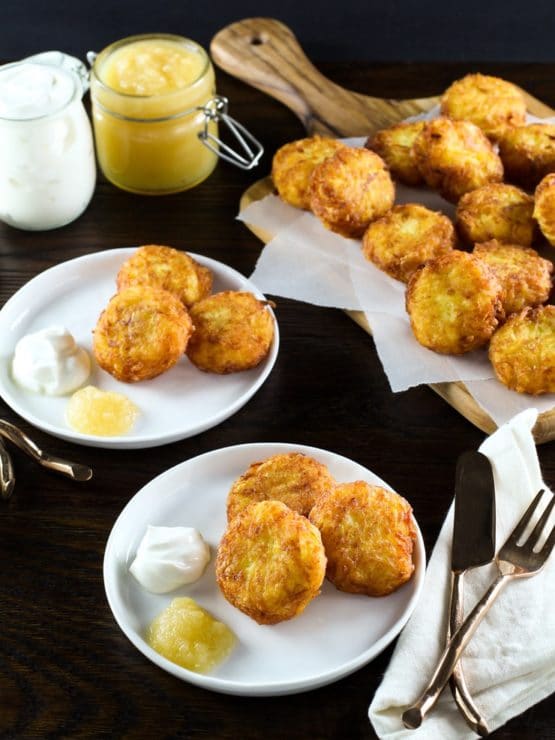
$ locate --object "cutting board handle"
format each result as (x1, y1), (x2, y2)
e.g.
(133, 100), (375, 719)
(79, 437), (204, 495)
(210, 17), (397, 136)
(211, 19), (554, 139)
(210, 18), (343, 133)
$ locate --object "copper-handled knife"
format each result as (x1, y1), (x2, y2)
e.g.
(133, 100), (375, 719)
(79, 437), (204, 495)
(449, 450), (496, 736)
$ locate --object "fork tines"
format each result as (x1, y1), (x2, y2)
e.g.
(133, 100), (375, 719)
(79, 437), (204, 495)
(504, 489), (555, 557)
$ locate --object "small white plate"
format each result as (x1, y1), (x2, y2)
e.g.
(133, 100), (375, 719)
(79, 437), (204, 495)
(0, 248), (279, 449)
(103, 443), (426, 696)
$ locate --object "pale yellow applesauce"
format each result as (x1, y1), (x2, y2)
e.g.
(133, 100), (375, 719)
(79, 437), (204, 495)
(66, 385), (139, 436)
(90, 35), (218, 194)
(102, 39), (206, 95)
(148, 597), (236, 673)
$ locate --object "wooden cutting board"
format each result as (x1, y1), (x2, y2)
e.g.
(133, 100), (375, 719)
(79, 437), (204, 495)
(211, 18), (555, 443)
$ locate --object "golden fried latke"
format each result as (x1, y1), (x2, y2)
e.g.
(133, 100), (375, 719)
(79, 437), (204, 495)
(406, 250), (504, 354)
(365, 121), (425, 186)
(534, 173), (555, 246)
(473, 240), (553, 315)
(116, 245), (212, 308)
(412, 117), (504, 203)
(361, 203), (456, 283)
(498, 123), (555, 190)
(216, 500), (326, 625)
(309, 481), (416, 597)
(309, 147), (395, 238)
(440, 73), (526, 141)
(489, 305), (555, 394)
(93, 286), (193, 382)
(226, 452), (335, 521)
(186, 291), (274, 374)
(456, 183), (535, 246)
(271, 136), (346, 210)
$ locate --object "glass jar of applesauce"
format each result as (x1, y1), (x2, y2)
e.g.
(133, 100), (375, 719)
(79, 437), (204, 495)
(0, 60), (96, 230)
(89, 34), (223, 195)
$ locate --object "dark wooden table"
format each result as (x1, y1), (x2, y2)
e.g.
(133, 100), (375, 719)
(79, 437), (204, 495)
(1, 62), (554, 740)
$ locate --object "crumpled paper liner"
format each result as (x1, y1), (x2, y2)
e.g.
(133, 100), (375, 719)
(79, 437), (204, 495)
(238, 118), (555, 428)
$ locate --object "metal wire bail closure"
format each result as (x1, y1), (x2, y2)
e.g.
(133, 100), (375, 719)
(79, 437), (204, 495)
(198, 95), (263, 170)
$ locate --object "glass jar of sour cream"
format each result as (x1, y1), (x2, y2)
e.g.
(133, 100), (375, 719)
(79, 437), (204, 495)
(90, 34), (221, 195)
(0, 61), (96, 231)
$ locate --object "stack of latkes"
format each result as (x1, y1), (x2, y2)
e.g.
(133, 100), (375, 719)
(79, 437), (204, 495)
(215, 452), (416, 625)
(93, 245), (275, 382)
(271, 73), (555, 395)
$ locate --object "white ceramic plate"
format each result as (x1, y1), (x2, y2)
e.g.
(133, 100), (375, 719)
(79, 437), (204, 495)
(0, 248), (279, 449)
(103, 443), (426, 696)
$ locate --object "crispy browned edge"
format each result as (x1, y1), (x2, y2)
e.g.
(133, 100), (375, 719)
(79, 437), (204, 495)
(238, 93), (555, 443)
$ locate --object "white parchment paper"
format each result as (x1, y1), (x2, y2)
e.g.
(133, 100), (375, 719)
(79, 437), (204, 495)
(238, 115), (555, 428)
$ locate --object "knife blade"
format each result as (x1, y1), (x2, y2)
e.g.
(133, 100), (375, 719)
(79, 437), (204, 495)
(452, 450), (496, 573)
(448, 450), (496, 737)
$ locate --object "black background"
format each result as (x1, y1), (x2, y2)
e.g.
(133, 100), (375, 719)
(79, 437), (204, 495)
(4, 0), (555, 62)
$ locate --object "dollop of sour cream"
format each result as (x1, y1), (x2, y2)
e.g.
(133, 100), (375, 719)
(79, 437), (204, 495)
(0, 63), (75, 120)
(12, 326), (90, 395)
(130, 526), (211, 594)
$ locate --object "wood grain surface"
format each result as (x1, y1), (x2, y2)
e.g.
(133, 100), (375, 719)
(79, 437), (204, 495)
(1, 60), (554, 740)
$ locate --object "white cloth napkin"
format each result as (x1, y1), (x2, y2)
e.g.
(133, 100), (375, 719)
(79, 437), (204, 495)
(368, 408), (555, 739)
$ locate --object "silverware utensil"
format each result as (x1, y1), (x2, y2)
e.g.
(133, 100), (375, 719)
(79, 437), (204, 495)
(0, 419), (92, 482)
(0, 437), (15, 499)
(402, 488), (555, 730)
(449, 451), (496, 736)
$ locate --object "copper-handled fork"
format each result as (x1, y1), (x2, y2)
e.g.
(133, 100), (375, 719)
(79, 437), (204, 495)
(402, 489), (555, 730)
